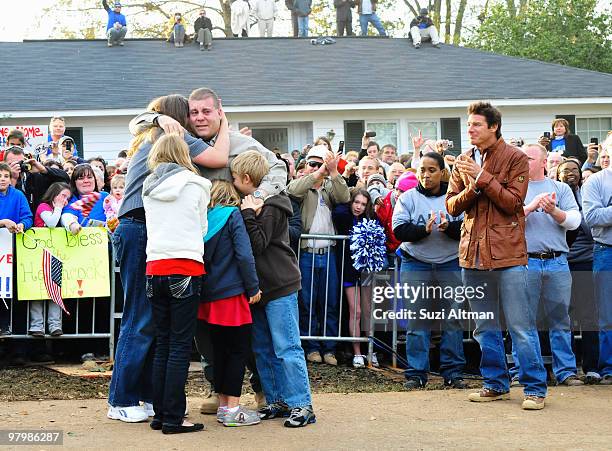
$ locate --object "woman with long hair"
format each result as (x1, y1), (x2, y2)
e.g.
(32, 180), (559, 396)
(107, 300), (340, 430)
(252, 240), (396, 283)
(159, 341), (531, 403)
(332, 187), (379, 368)
(107, 94), (230, 424)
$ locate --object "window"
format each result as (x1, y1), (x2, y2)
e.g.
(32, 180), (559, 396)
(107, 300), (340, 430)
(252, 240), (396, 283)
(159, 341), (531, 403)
(407, 121), (438, 151)
(576, 117), (611, 145)
(365, 122), (398, 147)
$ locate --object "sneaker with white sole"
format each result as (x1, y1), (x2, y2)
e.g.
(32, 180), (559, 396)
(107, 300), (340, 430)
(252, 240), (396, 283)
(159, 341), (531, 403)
(283, 406), (316, 428)
(223, 406), (261, 427)
(217, 407), (229, 423)
(352, 355), (365, 368)
(370, 353), (379, 368)
(143, 402), (154, 417)
(584, 371), (601, 385)
(107, 405), (148, 423)
(258, 401), (290, 420)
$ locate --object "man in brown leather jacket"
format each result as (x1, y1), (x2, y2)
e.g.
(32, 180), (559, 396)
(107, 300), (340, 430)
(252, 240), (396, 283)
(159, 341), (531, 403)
(446, 101), (548, 410)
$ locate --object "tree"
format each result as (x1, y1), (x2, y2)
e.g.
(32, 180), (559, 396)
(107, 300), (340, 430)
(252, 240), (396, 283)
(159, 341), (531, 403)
(465, 0), (612, 73)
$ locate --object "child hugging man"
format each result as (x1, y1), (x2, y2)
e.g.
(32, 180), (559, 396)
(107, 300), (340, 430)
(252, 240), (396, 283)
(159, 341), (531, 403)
(0, 162), (33, 335)
(231, 150), (316, 428)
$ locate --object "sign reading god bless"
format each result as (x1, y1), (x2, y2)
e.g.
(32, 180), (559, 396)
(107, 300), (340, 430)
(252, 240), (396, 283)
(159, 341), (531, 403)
(15, 228), (110, 300)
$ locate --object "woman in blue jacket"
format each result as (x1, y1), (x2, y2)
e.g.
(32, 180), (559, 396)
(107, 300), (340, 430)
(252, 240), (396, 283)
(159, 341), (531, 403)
(61, 163), (108, 233)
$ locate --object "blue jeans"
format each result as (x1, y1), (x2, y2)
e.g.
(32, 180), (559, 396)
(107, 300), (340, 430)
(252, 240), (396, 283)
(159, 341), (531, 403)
(297, 16), (309, 37)
(463, 266), (547, 397)
(108, 218), (155, 407)
(298, 251), (339, 354)
(593, 243), (612, 376)
(147, 275), (201, 427)
(252, 292), (312, 408)
(359, 13), (387, 36)
(510, 255), (577, 383)
(401, 256), (465, 384)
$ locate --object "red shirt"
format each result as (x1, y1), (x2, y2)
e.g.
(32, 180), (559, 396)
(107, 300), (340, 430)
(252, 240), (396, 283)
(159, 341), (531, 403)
(198, 293), (252, 326)
(146, 258), (205, 276)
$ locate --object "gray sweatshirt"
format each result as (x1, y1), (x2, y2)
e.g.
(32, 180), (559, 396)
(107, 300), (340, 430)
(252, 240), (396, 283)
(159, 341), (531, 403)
(392, 188), (463, 264)
(582, 168), (612, 246)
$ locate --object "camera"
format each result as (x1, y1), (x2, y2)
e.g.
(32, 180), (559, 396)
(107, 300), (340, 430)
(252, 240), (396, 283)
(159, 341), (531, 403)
(543, 132), (551, 139)
(19, 160), (31, 173)
(365, 131), (377, 138)
(65, 140), (73, 151)
(590, 137), (599, 145)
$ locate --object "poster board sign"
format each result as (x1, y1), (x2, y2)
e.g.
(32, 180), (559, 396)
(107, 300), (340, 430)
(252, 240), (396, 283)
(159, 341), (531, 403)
(0, 229), (13, 298)
(15, 227), (110, 300)
(0, 125), (47, 153)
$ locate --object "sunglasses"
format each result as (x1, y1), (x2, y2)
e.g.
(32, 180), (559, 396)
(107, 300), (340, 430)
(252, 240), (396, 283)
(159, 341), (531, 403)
(307, 161), (323, 169)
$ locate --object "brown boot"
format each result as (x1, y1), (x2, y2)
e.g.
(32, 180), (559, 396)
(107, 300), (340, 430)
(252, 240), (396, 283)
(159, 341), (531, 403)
(468, 388), (510, 402)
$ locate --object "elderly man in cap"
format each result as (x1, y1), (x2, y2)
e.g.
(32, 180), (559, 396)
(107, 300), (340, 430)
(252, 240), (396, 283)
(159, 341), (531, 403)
(409, 7), (439, 48)
(103, 0), (127, 47)
(288, 145), (350, 366)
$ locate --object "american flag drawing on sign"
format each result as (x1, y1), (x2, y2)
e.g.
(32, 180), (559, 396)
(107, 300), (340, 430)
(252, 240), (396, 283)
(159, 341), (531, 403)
(42, 249), (69, 315)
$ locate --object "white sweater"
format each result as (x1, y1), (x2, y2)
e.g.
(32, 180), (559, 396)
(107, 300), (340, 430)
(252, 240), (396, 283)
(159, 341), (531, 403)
(142, 163), (211, 264)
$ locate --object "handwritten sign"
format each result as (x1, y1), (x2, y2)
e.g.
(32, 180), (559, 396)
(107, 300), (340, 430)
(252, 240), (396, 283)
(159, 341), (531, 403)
(0, 229), (13, 298)
(15, 227), (110, 300)
(0, 125), (47, 153)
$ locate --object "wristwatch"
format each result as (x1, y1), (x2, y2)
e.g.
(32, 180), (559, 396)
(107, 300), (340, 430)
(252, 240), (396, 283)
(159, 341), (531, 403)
(253, 189), (265, 200)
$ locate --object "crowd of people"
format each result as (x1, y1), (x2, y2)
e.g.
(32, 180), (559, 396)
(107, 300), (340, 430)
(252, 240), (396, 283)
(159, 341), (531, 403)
(0, 91), (610, 429)
(101, 1), (442, 48)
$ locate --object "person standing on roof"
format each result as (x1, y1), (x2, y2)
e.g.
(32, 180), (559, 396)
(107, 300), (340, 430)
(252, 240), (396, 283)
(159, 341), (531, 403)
(102, 0), (127, 47)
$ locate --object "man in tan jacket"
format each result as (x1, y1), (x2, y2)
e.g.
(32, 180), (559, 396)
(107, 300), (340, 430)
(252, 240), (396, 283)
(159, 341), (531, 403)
(446, 101), (547, 410)
(288, 145), (350, 367)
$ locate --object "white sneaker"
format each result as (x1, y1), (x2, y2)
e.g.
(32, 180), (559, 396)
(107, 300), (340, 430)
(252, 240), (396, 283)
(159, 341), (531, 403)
(371, 352), (380, 368)
(142, 401), (188, 417)
(142, 402), (154, 417)
(107, 405), (148, 423)
(353, 355), (365, 368)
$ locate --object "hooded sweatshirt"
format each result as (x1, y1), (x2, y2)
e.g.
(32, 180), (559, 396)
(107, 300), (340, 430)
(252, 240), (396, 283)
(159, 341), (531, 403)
(142, 163), (211, 264)
(241, 193), (301, 304)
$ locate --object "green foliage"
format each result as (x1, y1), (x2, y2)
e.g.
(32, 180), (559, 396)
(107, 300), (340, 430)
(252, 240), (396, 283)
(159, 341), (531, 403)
(465, 0), (612, 73)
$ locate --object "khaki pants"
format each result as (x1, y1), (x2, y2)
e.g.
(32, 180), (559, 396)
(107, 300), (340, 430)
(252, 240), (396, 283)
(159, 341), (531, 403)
(410, 25), (439, 45)
(258, 18), (274, 37)
(197, 28), (213, 47)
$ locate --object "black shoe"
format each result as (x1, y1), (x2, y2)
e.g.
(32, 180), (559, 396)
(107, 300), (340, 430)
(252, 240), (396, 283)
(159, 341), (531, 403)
(30, 353), (54, 364)
(258, 401), (290, 420)
(414, 43), (421, 49)
(149, 419), (163, 430)
(445, 378), (467, 389)
(162, 423), (204, 434)
(28, 330), (45, 338)
(404, 376), (425, 390)
(432, 43), (440, 48)
(11, 355), (27, 366)
(0, 328), (11, 337)
(50, 329), (63, 337)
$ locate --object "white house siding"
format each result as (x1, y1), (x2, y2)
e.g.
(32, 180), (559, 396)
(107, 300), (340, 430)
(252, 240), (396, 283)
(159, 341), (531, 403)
(2, 103), (610, 161)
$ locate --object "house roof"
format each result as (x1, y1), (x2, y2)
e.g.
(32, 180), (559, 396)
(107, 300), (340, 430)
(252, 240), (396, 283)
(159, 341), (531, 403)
(2, 37), (612, 112)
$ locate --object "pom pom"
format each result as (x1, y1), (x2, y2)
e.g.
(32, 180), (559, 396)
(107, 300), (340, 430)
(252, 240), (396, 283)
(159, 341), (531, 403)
(350, 218), (387, 272)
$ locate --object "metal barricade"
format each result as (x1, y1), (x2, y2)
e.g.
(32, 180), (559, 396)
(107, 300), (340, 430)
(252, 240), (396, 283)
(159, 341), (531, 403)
(3, 233), (117, 359)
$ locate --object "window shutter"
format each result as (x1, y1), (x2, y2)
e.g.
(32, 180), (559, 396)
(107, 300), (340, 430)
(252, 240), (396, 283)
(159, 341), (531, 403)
(440, 118), (462, 155)
(343, 120), (365, 153)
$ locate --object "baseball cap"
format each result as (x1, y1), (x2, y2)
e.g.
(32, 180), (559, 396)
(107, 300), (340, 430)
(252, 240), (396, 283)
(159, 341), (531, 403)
(306, 145), (329, 161)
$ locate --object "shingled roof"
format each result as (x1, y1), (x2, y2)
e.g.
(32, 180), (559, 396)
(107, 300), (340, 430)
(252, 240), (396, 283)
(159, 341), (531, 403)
(2, 37), (612, 112)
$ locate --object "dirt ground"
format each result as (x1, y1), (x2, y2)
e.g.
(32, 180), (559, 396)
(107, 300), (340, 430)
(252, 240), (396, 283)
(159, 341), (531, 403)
(1, 388), (611, 450)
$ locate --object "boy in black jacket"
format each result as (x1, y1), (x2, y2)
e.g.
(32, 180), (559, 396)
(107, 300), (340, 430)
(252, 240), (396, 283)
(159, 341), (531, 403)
(231, 150), (316, 428)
